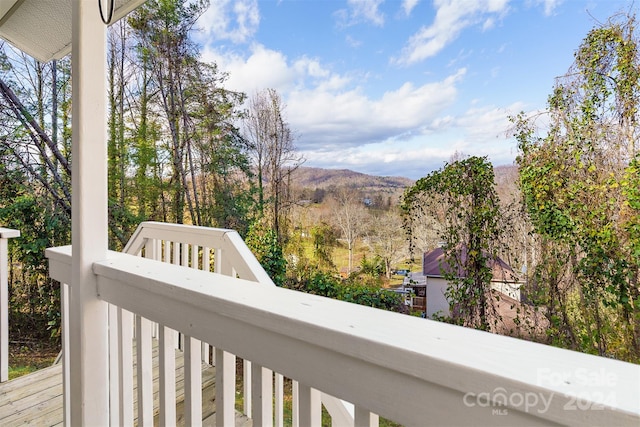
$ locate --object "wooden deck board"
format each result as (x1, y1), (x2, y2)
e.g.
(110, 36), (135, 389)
(0, 341), (225, 426)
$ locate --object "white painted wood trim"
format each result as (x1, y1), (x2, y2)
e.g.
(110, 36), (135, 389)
(215, 348), (236, 427)
(243, 359), (252, 418)
(135, 316), (153, 426)
(355, 406), (379, 427)
(45, 246), (640, 426)
(69, 1), (109, 424)
(119, 308), (134, 427)
(252, 363), (273, 427)
(124, 222), (274, 284)
(61, 282), (70, 427)
(184, 335), (202, 427)
(0, 229), (19, 384)
(158, 325), (176, 426)
(292, 380), (299, 427)
(298, 383), (321, 427)
(108, 304), (121, 426)
(321, 393), (354, 426)
(275, 373), (284, 427)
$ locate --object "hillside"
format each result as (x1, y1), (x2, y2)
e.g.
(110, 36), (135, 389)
(291, 166), (414, 192)
(290, 164), (519, 205)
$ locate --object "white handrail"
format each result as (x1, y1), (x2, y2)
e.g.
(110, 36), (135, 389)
(45, 247), (640, 426)
(123, 221), (282, 424)
(123, 221), (274, 285)
(124, 222), (350, 425)
(0, 227), (19, 383)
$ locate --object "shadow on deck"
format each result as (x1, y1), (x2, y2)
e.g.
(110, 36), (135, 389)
(0, 342), (252, 426)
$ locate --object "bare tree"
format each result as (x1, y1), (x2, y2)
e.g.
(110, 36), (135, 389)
(366, 208), (408, 279)
(329, 188), (367, 274)
(243, 88), (303, 241)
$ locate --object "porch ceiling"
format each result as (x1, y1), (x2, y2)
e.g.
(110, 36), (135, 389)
(0, 0), (147, 62)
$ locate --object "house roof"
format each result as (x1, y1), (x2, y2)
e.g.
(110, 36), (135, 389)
(422, 246), (519, 283)
(0, 0), (146, 62)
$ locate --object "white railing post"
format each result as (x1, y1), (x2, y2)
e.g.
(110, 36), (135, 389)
(0, 228), (19, 383)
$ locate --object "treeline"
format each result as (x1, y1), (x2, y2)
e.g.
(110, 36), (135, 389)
(404, 13), (640, 363)
(0, 0), (404, 343)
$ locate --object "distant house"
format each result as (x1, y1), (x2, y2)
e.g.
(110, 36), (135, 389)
(420, 247), (522, 319)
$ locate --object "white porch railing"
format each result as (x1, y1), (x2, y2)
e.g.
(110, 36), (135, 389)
(46, 222), (640, 426)
(0, 227), (19, 383)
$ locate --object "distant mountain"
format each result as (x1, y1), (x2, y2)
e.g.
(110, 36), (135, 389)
(291, 167), (414, 192)
(289, 164), (520, 205)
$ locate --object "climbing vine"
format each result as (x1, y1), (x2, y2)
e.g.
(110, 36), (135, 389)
(512, 13), (640, 360)
(402, 156), (506, 330)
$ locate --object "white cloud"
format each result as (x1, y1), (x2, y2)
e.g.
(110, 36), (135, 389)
(402, 0), (420, 16)
(202, 44), (297, 94)
(392, 0), (510, 66)
(453, 103), (525, 144)
(201, 39), (525, 178)
(345, 35), (363, 48)
(196, 0), (260, 44)
(298, 101), (527, 179)
(336, 0), (386, 27)
(287, 68), (467, 150)
(531, 0), (563, 16)
(203, 40), (486, 174)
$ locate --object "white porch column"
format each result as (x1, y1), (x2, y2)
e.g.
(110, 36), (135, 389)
(69, 0), (109, 425)
(0, 228), (19, 383)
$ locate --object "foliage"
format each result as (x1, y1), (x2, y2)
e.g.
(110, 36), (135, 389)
(0, 57), (71, 343)
(512, 13), (640, 360)
(246, 220), (287, 287)
(358, 254), (385, 279)
(402, 156), (505, 330)
(128, 0), (251, 229)
(0, 191), (69, 342)
(309, 222), (337, 269)
(0, 0), (255, 343)
(285, 266), (404, 313)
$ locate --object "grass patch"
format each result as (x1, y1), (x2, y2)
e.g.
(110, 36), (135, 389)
(8, 342), (59, 380)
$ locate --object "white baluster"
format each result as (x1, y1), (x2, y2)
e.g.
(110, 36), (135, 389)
(184, 335), (202, 426)
(252, 364), (273, 427)
(215, 348), (236, 427)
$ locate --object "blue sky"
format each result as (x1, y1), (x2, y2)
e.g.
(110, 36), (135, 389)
(194, 0), (633, 179)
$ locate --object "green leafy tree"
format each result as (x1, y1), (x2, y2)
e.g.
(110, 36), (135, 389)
(128, 0), (251, 230)
(310, 222), (337, 270)
(512, 13), (640, 360)
(246, 220), (287, 287)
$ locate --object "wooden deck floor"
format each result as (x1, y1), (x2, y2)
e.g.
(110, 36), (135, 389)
(0, 344), (251, 426)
